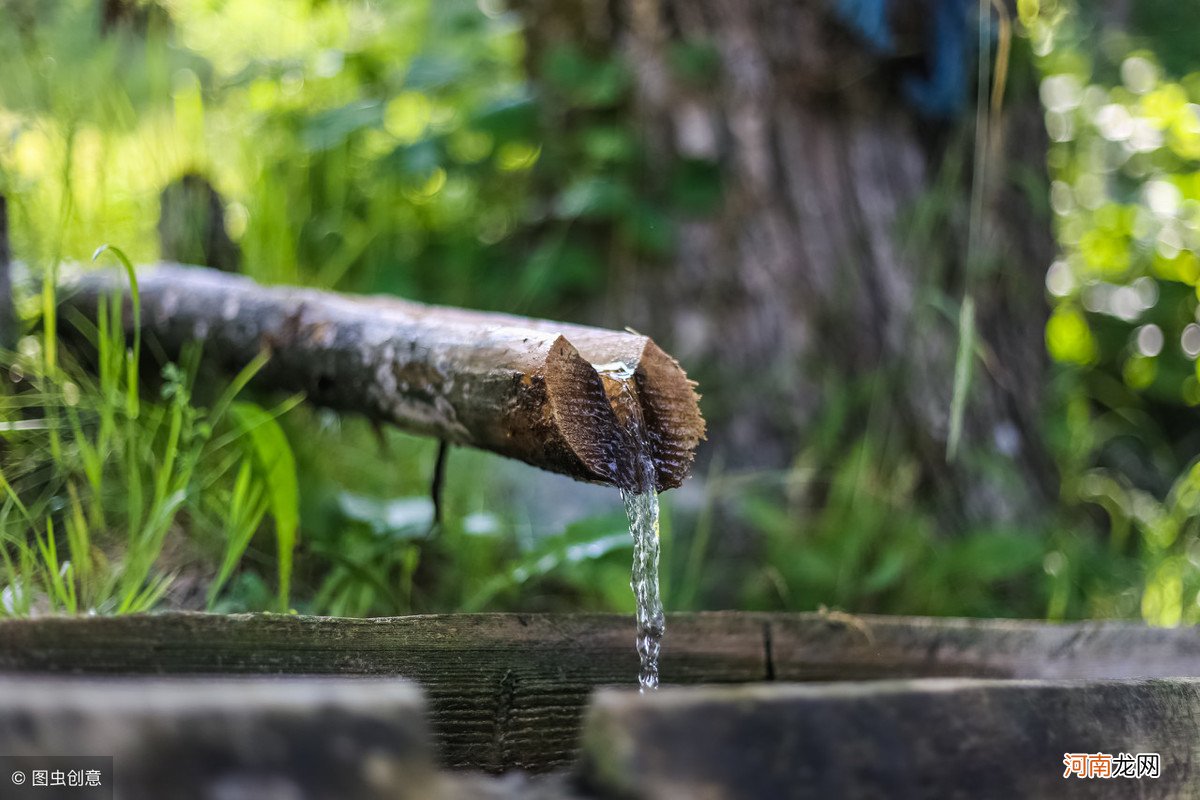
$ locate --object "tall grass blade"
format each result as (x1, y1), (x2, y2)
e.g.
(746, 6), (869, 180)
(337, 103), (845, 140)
(947, 295), (975, 461)
(229, 401), (299, 611)
(91, 245), (140, 420)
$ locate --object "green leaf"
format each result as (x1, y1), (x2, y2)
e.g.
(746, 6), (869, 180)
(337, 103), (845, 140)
(555, 177), (633, 220)
(206, 458), (269, 610)
(944, 531), (1045, 583)
(91, 244), (141, 420)
(209, 350), (271, 429)
(670, 159), (723, 216)
(470, 95), (538, 142)
(581, 126), (637, 165)
(461, 513), (630, 612)
(522, 241), (605, 295)
(946, 294), (975, 461)
(302, 101), (383, 152)
(543, 45), (630, 108)
(403, 54), (470, 91)
(668, 40), (721, 88)
(336, 492), (434, 539)
(620, 202), (675, 257)
(381, 139), (442, 182)
(861, 547), (910, 594)
(230, 401), (299, 612)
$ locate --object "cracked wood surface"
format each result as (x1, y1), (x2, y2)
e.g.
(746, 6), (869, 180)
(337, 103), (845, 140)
(2, 612), (1200, 773)
(61, 264), (704, 492)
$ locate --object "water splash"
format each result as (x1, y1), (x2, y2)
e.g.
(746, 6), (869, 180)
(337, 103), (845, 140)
(597, 361), (665, 692)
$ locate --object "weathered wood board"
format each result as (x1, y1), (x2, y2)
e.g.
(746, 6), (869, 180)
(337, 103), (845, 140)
(2, 612), (1199, 773)
(0, 613), (764, 772)
(579, 678), (1200, 799)
(762, 612), (1200, 680)
(0, 676), (442, 800)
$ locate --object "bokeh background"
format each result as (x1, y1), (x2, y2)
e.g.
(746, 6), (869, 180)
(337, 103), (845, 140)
(3, 0), (1200, 624)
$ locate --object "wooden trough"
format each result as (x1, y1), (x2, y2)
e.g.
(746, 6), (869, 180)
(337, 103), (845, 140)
(2, 612), (1200, 798)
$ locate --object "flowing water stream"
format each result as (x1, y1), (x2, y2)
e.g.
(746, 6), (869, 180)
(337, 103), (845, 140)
(596, 362), (665, 692)
(622, 482), (664, 691)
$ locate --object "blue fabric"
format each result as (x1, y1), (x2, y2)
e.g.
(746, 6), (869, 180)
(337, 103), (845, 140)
(832, 0), (978, 120)
(835, 0), (896, 53)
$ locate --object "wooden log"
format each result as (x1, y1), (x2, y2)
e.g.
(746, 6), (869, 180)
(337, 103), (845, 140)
(0, 676), (443, 800)
(3, 612), (1200, 773)
(60, 264), (704, 491)
(578, 678), (1200, 799)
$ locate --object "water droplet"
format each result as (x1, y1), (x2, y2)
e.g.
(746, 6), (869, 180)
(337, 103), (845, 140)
(1181, 324), (1200, 359)
(1136, 324), (1163, 357)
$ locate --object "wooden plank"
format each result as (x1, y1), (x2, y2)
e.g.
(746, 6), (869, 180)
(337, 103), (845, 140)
(765, 612), (1200, 680)
(0, 612), (766, 773)
(0, 676), (442, 800)
(3, 612), (1200, 773)
(62, 264), (704, 491)
(579, 678), (1200, 799)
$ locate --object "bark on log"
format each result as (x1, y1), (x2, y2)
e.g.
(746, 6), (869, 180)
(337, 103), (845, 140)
(60, 264), (704, 491)
(579, 678), (1198, 799)
(3, 612), (1200, 773)
(0, 676), (443, 800)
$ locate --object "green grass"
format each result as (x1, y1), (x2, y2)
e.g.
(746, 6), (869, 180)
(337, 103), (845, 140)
(0, 246), (300, 616)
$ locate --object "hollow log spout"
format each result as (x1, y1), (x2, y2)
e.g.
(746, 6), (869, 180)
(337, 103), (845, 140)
(62, 264), (705, 492)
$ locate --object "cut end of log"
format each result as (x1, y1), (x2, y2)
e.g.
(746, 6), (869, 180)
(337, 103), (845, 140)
(542, 334), (705, 492)
(533, 335), (631, 489)
(635, 340), (705, 491)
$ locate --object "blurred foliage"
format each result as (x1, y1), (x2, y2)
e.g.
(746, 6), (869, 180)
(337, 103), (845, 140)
(4, 0), (1200, 626)
(1024, 0), (1200, 624)
(0, 0), (540, 303)
(0, 0), (700, 314)
(271, 410), (653, 618)
(729, 370), (1123, 621)
(0, 0), (723, 619)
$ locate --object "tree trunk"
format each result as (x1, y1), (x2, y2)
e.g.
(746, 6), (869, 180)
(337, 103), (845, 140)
(0, 196), (18, 351)
(519, 0), (1056, 528)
